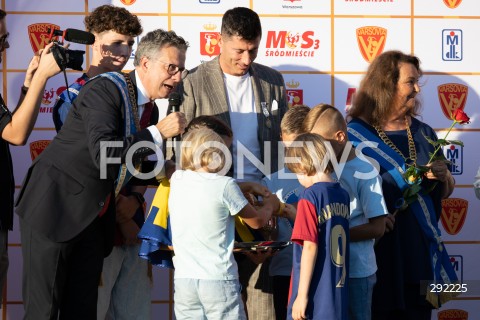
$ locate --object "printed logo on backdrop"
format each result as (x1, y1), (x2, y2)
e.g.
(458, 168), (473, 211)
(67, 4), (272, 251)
(200, 24), (220, 57)
(283, 0), (303, 9)
(444, 144), (463, 175)
(199, 0), (220, 3)
(30, 140), (51, 161)
(265, 30), (320, 58)
(437, 83), (468, 119)
(442, 29), (462, 61)
(40, 86), (66, 113)
(286, 80), (303, 108)
(443, 0), (462, 9)
(42, 88), (55, 105)
(438, 308), (468, 320)
(120, 0), (136, 5)
(449, 255), (464, 283)
(356, 26), (387, 63)
(28, 23), (60, 53)
(441, 198), (468, 235)
(345, 87), (357, 113)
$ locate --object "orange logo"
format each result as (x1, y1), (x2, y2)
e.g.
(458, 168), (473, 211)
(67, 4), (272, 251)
(30, 140), (51, 161)
(356, 26), (387, 62)
(437, 83), (468, 119)
(438, 309), (468, 320)
(200, 23), (220, 57)
(28, 23), (60, 53)
(286, 80), (303, 108)
(441, 198), (468, 235)
(443, 0), (462, 9)
(120, 0), (136, 5)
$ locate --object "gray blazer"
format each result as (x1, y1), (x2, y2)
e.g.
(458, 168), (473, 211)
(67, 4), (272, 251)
(178, 56), (288, 175)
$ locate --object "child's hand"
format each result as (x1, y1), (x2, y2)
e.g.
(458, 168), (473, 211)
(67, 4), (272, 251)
(385, 213), (395, 233)
(243, 192), (257, 206)
(284, 203), (297, 220)
(238, 181), (271, 198)
(274, 202), (297, 220)
(263, 193), (281, 214)
(292, 296), (308, 320)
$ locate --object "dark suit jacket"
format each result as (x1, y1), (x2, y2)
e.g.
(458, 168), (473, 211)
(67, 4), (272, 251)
(177, 56), (288, 174)
(15, 71), (156, 243)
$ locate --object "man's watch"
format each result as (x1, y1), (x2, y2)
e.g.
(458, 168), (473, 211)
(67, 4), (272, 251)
(130, 192), (145, 206)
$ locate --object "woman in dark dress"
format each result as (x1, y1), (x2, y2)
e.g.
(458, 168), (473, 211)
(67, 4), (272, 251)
(346, 50), (458, 320)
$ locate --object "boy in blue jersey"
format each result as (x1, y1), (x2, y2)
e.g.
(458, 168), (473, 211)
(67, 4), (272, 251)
(285, 133), (350, 320)
(305, 104), (387, 320)
(262, 104), (310, 320)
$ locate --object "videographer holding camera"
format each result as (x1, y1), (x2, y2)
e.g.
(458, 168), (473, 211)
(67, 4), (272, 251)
(51, 6), (153, 320)
(0, 8), (61, 308)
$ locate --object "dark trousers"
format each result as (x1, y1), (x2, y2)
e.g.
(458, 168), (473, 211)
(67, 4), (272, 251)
(273, 275), (290, 320)
(372, 284), (432, 320)
(20, 217), (106, 320)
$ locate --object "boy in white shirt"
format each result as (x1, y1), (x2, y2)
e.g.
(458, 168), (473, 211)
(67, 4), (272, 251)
(169, 127), (281, 319)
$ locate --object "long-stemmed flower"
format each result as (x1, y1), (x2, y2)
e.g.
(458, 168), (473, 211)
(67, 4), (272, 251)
(397, 109), (471, 213)
(423, 108), (470, 166)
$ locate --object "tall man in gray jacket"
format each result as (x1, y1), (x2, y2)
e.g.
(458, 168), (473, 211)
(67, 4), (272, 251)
(177, 7), (288, 320)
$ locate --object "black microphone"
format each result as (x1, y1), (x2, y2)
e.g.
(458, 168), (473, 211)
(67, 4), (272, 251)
(64, 29), (95, 45)
(168, 92), (182, 155)
(168, 92), (181, 114)
(49, 28), (95, 45)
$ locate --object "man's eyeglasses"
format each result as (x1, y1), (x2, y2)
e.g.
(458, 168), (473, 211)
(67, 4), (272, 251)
(0, 33), (9, 47)
(157, 60), (189, 79)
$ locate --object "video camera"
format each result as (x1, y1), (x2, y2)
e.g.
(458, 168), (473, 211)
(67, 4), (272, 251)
(47, 28), (95, 71)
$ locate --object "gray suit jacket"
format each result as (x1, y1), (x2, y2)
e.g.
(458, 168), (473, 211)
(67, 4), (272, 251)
(177, 56), (288, 175)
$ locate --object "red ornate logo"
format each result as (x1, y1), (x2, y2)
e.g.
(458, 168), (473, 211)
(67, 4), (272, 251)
(286, 80), (303, 107)
(437, 83), (468, 120)
(356, 26), (387, 62)
(443, 0), (462, 9)
(441, 198), (468, 235)
(42, 88), (55, 105)
(30, 140), (51, 161)
(200, 24), (220, 57)
(27, 23), (60, 53)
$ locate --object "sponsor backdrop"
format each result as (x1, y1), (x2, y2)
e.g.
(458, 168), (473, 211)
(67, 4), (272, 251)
(1, 0), (479, 319)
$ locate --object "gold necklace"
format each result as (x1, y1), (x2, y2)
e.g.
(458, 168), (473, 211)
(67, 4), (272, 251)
(373, 116), (417, 166)
(123, 72), (141, 131)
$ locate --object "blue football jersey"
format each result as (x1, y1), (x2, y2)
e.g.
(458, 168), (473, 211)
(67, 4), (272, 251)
(288, 182), (350, 320)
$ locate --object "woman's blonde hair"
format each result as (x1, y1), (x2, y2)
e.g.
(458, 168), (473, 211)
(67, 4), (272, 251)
(285, 133), (334, 176)
(180, 128), (230, 174)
